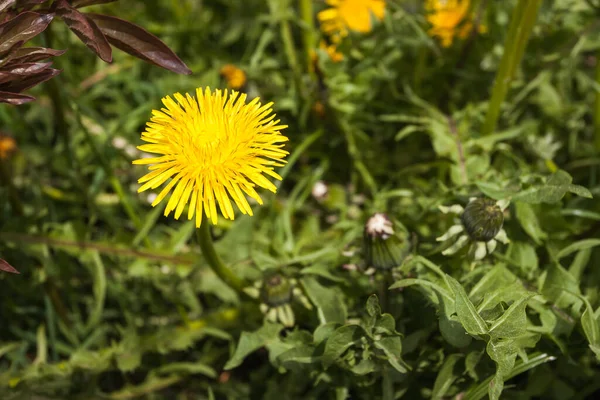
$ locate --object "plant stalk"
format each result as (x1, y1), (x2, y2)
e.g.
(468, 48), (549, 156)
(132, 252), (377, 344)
(595, 49), (600, 152)
(482, 0), (542, 136)
(299, 0), (316, 77)
(196, 214), (246, 295)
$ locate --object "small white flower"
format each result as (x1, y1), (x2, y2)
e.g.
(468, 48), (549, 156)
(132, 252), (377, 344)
(365, 213), (395, 239)
(312, 180), (328, 200)
(111, 136), (128, 149)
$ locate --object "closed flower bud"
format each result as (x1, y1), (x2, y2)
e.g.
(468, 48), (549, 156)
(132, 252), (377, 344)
(260, 274), (292, 307)
(363, 213), (411, 270)
(460, 198), (504, 242)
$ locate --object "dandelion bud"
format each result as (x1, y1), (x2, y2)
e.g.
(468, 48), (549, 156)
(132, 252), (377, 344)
(363, 213), (411, 270)
(460, 198), (504, 242)
(260, 274), (293, 307)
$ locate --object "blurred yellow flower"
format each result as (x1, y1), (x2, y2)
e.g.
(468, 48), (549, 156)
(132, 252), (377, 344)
(133, 88), (289, 227)
(220, 64), (247, 89)
(0, 134), (16, 159)
(426, 0), (484, 47)
(311, 40), (344, 64)
(318, 0), (386, 43)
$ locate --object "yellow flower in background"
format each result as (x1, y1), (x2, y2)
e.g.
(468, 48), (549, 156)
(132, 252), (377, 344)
(0, 134), (16, 159)
(426, 0), (484, 47)
(320, 40), (344, 63)
(318, 0), (386, 43)
(220, 64), (247, 90)
(133, 88), (289, 227)
(311, 40), (344, 64)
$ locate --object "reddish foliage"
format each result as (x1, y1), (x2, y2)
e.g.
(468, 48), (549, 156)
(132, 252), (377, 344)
(0, 0), (190, 104)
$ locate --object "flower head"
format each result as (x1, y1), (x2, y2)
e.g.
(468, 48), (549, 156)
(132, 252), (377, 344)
(133, 87), (288, 227)
(220, 64), (247, 90)
(0, 134), (17, 159)
(363, 213), (411, 270)
(318, 0), (386, 43)
(245, 273), (312, 327)
(437, 197), (510, 260)
(425, 0), (485, 47)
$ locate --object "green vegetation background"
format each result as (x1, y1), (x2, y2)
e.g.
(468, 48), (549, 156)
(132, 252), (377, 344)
(1, 0), (600, 399)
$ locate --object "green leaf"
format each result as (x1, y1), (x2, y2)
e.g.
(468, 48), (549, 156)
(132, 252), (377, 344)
(464, 353), (556, 400)
(541, 263), (581, 309)
(302, 277), (347, 324)
(579, 295), (600, 360)
(224, 322), (283, 370)
(431, 354), (463, 400)
(155, 362), (217, 378)
(556, 239), (600, 260)
(488, 294), (534, 339)
(314, 322), (342, 344)
(276, 345), (319, 368)
(322, 324), (364, 368)
(373, 336), (409, 373)
(507, 242), (539, 278)
(515, 202), (546, 244)
(512, 170), (592, 204)
(366, 294), (381, 318)
(85, 250), (107, 332)
(446, 276), (489, 336)
(439, 314), (472, 348)
(476, 181), (519, 200)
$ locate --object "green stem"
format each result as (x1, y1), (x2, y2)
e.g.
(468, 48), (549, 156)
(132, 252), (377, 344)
(299, 0), (316, 77)
(595, 49), (600, 152)
(0, 158), (24, 216)
(482, 0), (542, 136)
(196, 213), (246, 294)
(270, 0), (301, 93)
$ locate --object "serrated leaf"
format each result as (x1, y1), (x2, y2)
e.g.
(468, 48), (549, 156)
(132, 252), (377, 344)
(302, 276), (347, 324)
(488, 294), (534, 339)
(224, 322), (283, 370)
(512, 170), (592, 204)
(322, 324), (364, 368)
(447, 276), (488, 336)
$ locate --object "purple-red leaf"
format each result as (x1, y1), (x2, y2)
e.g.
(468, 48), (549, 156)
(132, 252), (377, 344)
(0, 258), (19, 273)
(15, 0), (48, 8)
(55, 0), (112, 63)
(88, 13), (191, 75)
(8, 46), (66, 63)
(0, 39), (24, 63)
(71, 0), (117, 8)
(0, 11), (54, 54)
(0, 91), (34, 103)
(0, 67), (60, 91)
(3, 61), (52, 75)
(0, 0), (16, 13)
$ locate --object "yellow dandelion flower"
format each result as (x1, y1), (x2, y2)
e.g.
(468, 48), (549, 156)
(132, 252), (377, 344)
(133, 87), (289, 227)
(0, 134), (16, 159)
(425, 0), (485, 47)
(220, 64), (247, 90)
(318, 0), (386, 43)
